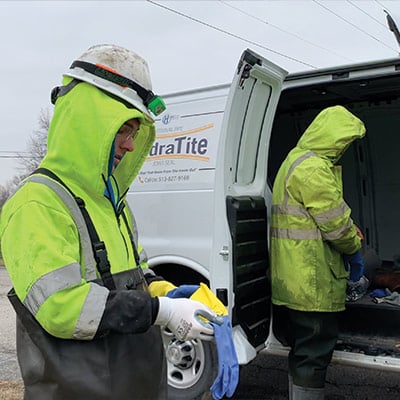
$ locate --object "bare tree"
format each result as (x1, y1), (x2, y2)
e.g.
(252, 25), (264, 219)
(0, 175), (22, 209)
(17, 108), (50, 176)
(0, 185), (10, 209)
(0, 109), (50, 209)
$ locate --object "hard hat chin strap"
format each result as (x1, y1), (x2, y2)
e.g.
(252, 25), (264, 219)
(69, 60), (165, 116)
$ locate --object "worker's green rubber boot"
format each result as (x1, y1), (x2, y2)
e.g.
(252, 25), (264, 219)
(292, 384), (324, 400)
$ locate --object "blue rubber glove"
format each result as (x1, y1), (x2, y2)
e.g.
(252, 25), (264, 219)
(167, 284), (199, 298)
(210, 316), (239, 400)
(343, 251), (365, 282)
(369, 288), (387, 298)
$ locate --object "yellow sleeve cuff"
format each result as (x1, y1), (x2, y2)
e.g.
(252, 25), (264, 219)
(148, 280), (176, 297)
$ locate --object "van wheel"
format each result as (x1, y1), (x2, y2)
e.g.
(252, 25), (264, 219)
(162, 328), (218, 400)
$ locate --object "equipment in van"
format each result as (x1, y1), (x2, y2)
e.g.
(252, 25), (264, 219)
(373, 289), (400, 306)
(374, 271), (400, 293)
(346, 276), (369, 302)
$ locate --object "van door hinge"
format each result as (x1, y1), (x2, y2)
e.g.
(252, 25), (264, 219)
(239, 63), (252, 87)
(219, 246), (229, 260)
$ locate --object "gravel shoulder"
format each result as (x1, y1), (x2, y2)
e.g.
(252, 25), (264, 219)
(0, 266), (20, 381)
(0, 265), (22, 400)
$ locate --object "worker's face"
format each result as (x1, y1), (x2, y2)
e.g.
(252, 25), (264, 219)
(113, 118), (140, 169)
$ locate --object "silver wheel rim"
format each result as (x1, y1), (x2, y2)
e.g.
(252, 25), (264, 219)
(162, 329), (206, 390)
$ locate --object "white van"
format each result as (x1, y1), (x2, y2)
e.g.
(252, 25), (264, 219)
(128, 48), (400, 399)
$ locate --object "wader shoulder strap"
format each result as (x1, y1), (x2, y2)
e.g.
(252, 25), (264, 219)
(33, 168), (116, 290)
(120, 209), (141, 266)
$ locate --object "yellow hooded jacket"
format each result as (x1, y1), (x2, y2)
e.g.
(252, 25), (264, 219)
(270, 106), (366, 312)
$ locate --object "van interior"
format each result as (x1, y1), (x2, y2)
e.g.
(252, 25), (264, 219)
(268, 69), (400, 358)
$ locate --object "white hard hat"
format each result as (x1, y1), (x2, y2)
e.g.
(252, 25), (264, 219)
(62, 44), (165, 119)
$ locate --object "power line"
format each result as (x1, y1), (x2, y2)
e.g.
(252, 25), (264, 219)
(0, 151), (30, 154)
(347, 0), (387, 29)
(146, 0), (316, 68)
(220, 0), (353, 62)
(312, 0), (397, 52)
(1, 159), (28, 161)
(0, 151), (33, 160)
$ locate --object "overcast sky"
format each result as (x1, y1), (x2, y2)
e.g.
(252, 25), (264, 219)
(1, 0), (400, 184)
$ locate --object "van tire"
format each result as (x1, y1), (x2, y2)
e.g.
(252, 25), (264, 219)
(163, 328), (218, 400)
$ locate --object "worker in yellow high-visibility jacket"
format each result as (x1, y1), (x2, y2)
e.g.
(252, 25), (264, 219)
(270, 105), (366, 400)
(1, 44), (220, 400)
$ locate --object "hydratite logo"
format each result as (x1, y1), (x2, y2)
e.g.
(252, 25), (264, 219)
(161, 113), (178, 125)
(151, 114), (212, 161)
(135, 112), (219, 189)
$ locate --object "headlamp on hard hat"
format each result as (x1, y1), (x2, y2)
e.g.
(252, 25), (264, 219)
(68, 60), (166, 116)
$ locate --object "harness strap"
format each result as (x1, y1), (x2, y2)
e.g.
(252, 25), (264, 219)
(120, 209), (141, 266)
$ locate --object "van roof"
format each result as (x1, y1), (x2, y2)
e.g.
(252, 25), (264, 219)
(286, 57), (400, 81)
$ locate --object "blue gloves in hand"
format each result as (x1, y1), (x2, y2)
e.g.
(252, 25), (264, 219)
(210, 316), (239, 399)
(343, 251), (365, 282)
(167, 284), (199, 298)
(167, 284), (239, 399)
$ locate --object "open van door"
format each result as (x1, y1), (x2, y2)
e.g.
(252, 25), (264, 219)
(210, 49), (287, 363)
(128, 48), (287, 399)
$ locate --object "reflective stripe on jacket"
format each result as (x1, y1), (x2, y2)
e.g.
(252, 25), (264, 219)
(270, 106), (365, 312)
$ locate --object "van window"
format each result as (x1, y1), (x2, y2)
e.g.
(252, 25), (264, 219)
(236, 81), (272, 185)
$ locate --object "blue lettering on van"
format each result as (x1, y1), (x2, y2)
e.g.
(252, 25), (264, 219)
(161, 114), (179, 125)
(150, 136), (208, 157)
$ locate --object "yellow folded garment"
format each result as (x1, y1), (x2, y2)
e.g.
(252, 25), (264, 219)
(190, 283), (228, 316)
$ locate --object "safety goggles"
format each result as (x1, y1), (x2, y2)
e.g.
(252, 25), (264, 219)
(116, 123), (140, 142)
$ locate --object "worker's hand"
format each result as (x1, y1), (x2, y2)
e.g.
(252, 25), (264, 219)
(355, 225), (364, 241)
(343, 251), (365, 282)
(154, 297), (216, 341)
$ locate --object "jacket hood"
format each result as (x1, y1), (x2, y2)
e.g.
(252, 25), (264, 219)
(296, 105), (366, 162)
(39, 78), (155, 198)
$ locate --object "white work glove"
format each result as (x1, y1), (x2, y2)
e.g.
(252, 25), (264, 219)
(155, 297), (216, 341)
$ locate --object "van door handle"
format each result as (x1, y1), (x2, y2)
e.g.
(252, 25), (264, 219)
(219, 246), (229, 260)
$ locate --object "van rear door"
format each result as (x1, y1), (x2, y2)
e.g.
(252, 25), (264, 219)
(210, 49), (287, 360)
